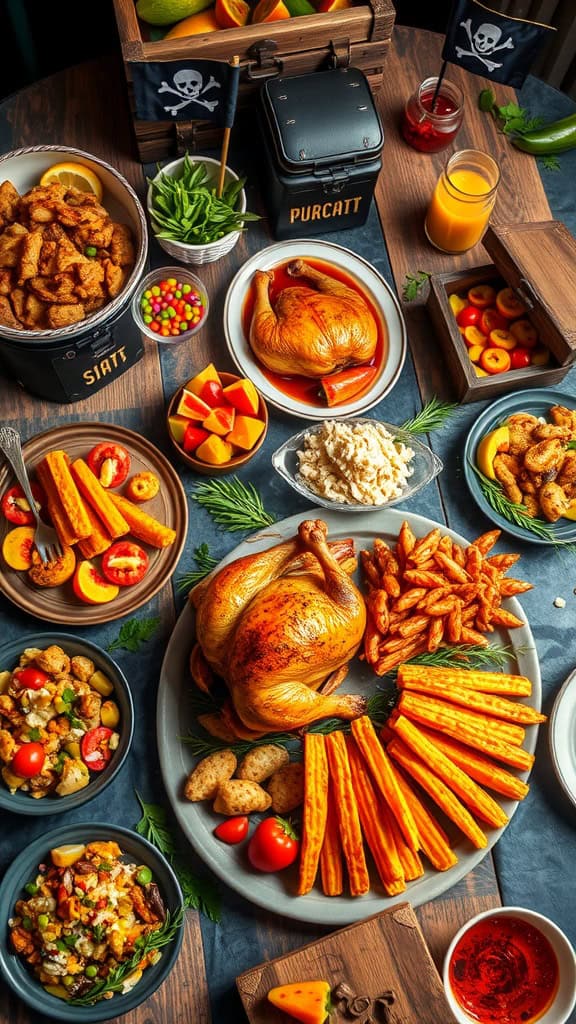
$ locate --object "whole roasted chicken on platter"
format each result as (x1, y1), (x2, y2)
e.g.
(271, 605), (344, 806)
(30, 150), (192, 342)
(249, 259), (378, 377)
(189, 519), (367, 738)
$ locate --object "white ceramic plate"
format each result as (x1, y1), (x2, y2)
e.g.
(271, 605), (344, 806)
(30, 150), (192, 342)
(157, 509), (541, 926)
(549, 669), (576, 809)
(223, 240), (407, 420)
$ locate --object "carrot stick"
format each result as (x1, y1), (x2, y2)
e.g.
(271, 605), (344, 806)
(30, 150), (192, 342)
(415, 725), (529, 801)
(407, 680), (543, 726)
(319, 778), (343, 897)
(345, 737), (405, 896)
(398, 691), (525, 747)
(36, 459), (80, 547)
(393, 764), (458, 872)
(390, 715), (509, 829)
(297, 733), (329, 897)
(379, 800), (424, 881)
(350, 715), (420, 852)
(324, 732), (370, 897)
(387, 736), (488, 850)
(397, 662), (533, 697)
(41, 451), (92, 540)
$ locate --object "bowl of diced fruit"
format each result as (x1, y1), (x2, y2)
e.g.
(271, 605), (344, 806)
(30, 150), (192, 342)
(166, 364), (268, 475)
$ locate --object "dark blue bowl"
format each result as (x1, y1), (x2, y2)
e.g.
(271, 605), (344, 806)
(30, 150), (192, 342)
(0, 633), (134, 815)
(463, 387), (576, 545)
(0, 823), (184, 1022)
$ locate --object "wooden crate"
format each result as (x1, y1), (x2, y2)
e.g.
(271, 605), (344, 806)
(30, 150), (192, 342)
(111, 0), (395, 161)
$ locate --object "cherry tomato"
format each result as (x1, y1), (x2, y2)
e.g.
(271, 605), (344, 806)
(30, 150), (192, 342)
(101, 541), (149, 587)
(214, 816), (249, 845)
(86, 442), (131, 488)
(11, 742), (45, 779)
(183, 423), (210, 454)
(81, 726), (114, 771)
(1, 482), (45, 526)
(456, 305), (482, 329)
(13, 666), (52, 691)
(510, 346), (532, 369)
(247, 817), (299, 872)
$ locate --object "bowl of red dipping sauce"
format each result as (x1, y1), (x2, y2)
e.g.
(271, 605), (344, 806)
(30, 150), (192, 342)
(443, 907), (576, 1024)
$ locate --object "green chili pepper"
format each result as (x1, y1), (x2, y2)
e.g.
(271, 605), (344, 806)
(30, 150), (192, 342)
(512, 112), (576, 154)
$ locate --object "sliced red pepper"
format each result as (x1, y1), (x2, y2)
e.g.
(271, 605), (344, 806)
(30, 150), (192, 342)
(319, 366), (378, 407)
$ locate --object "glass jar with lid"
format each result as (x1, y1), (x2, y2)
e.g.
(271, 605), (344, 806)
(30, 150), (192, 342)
(401, 76), (464, 154)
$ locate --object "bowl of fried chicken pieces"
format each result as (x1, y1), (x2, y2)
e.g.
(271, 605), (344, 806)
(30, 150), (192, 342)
(0, 146), (147, 338)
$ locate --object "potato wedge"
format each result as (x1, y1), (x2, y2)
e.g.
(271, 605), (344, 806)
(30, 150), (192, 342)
(213, 779), (272, 816)
(236, 744), (290, 783)
(184, 749), (237, 802)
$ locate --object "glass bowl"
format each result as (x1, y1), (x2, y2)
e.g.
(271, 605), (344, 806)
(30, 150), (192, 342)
(131, 265), (209, 345)
(443, 906), (576, 1024)
(271, 419), (443, 512)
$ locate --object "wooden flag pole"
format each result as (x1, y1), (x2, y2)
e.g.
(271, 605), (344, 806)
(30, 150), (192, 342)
(217, 55), (240, 198)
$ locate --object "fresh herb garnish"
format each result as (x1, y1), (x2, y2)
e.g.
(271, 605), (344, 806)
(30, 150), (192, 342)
(541, 154), (561, 172)
(135, 793), (220, 921)
(61, 687), (76, 704)
(28, 727), (41, 741)
(478, 89), (543, 135)
(191, 476), (276, 532)
(69, 908), (184, 1006)
(470, 463), (574, 546)
(107, 616), (161, 653)
(148, 152), (260, 246)
(92, 923), (105, 943)
(400, 396), (459, 434)
(176, 543), (219, 592)
(402, 270), (431, 301)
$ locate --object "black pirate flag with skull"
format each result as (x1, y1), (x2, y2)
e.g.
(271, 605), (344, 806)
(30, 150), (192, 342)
(442, 0), (555, 88)
(131, 59), (240, 126)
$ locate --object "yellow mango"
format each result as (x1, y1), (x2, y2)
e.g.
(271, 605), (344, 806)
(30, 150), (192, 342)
(88, 669), (114, 696)
(476, 425), (510, 479)
(226, 414), (266, 451)
(101, 699), (120, 728)
(186, 363), (221, 396)
(195, 435), (234, 465)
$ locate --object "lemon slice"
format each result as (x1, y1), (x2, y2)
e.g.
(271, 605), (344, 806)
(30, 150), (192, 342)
(50, 843), (86, 867)
(40, 162), (103, 202)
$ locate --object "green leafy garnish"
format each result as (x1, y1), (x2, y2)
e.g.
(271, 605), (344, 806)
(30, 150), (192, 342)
(27, 727), (41, 741)
(402, 270), (431, 301)
(61, 688), (76, 704)
(69, 908), (184, 1005)
(541, 154), (561, 172)
(107, 616), (160, 653)
(478, 90), (543, 135)
(176, 542), (219, 592)
(470, 463), (574, 547)
(400, 396), (458, 434)
(148, 152), (260, 246)
(191, 476), (276, 532)
(135, 794), (220, 921)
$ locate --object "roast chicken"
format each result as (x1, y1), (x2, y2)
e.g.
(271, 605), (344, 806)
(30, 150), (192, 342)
(248, 259), (378, 377)
(189, 520), (367, 737)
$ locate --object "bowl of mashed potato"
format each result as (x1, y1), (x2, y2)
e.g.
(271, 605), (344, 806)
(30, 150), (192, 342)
(271, 418), (443, 512)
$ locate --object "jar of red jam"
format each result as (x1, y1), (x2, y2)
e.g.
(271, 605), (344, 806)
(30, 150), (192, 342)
(401, 77), (464, 154)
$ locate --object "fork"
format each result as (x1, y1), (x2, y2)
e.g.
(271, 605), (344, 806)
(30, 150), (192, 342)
(0, 426), (63, 565)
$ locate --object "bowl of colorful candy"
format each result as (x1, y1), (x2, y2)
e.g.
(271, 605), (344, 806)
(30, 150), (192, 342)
(131, 266), (209, 344)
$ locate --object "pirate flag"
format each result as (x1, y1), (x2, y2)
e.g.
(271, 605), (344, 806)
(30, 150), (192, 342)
(442, 0), (555, 88)
(131, 59), (240, 125)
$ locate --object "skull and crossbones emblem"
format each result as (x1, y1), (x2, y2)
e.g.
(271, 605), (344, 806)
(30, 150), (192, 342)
(456, 19), (515, 72)
(158, 69), (221, 116)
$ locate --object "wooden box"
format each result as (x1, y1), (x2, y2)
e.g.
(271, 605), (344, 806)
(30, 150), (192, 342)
(427, 220), (576, 404)
(111, 0), (395, 162)
(236, 903), (457, 1023)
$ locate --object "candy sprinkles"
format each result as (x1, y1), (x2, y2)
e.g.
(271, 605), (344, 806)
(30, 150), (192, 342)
(139, 276), (207, 338)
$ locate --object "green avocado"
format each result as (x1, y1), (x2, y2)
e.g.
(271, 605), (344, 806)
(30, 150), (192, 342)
(136, 0), (215, 26)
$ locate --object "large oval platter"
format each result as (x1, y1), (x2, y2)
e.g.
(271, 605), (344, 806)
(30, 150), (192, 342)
(157, 509), (541, 926)
(0, 422), (188, 625)
(223, 239), (407, 420)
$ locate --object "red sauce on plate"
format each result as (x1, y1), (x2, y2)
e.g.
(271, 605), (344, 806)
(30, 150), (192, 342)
(241, 257), (388, 408)
(448, 915), (559, 1024)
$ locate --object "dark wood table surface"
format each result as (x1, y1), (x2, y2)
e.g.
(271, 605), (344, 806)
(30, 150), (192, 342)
(0, 23), (575, 1024)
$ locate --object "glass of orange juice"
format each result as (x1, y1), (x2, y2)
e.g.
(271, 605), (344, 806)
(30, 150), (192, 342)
(424, 149), (500, 254)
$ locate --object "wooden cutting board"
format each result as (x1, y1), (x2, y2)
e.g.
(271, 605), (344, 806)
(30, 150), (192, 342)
(236, 902), (457, 1023)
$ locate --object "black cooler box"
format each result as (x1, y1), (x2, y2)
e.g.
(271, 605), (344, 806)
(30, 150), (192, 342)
(258, 68), (384, 241)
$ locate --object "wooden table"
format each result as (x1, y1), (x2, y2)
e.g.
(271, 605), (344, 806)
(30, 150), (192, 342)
(0, 24), (574, 1024)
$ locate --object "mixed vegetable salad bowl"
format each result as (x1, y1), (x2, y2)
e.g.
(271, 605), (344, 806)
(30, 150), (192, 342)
(0, 823), (184, 1021)
(146, 154), (250, 265)
(0, 633), (134, 816)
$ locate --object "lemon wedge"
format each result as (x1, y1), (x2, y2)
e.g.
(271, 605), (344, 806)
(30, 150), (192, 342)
(50, 843), (86, 867)
(40, 162), (103, 201)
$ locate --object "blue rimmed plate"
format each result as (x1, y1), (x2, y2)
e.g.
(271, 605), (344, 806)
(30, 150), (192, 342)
(463, 388), (576, 545)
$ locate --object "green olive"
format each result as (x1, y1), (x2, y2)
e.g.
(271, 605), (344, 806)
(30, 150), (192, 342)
(37, 914), (49, 930)
(24, 882), (39, 896)
(85, 965), (99, 978)
(136, 866), (152, 885)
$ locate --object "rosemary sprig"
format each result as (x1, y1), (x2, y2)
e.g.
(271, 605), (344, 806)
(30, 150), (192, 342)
(400, 396), (459, 435)
(191, 476), (276, 532)
(69, 907), (184, 1005)
(394, 642), (530, 672)
(176, 543), (219, 592)
(470, 463), (567, 544)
